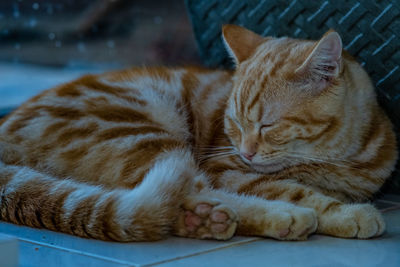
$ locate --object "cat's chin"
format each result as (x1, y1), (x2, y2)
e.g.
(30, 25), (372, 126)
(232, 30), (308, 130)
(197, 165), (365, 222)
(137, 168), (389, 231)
(250, 162), (285, 174)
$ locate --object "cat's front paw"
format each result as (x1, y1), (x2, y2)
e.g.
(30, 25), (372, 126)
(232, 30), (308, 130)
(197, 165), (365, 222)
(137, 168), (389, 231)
(265, 205), (318, 241)
(318, 203), (385, 238)
(174, 199), (238, 240)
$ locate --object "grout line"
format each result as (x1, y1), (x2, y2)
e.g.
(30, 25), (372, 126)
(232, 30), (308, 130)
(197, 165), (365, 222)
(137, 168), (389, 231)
(18, 238), (136, 267)
(141, 237), (261, 267)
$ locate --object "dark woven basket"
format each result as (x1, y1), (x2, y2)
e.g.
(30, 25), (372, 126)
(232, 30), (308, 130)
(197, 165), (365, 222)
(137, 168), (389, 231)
(186, 0), (400, 194)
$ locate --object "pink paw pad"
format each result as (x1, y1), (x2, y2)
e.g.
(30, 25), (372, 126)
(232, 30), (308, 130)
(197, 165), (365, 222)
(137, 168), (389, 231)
(279, 229), (290, 238)
(211, 223), (228, 233)
(211, 211), (228, 223)
(195, 203), (213, 217)
(184, 211), (202, 232)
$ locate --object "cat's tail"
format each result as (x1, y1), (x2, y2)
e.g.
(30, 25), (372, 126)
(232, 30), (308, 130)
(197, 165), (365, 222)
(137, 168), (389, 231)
(0, 152), (194, 241)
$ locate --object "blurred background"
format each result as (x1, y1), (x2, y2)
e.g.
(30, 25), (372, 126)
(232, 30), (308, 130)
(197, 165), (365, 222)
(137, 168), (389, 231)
(0, 0), (200, 116)
(0, 0), (200, 66)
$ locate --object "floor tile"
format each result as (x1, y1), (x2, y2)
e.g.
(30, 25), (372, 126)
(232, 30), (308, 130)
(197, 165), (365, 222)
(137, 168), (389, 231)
(0, 234), (18, 267)
(154, 209), (400, 267)
(0, 63), (108, 115)
(0, 222), (257, 266)
(19, 240), (130, 267)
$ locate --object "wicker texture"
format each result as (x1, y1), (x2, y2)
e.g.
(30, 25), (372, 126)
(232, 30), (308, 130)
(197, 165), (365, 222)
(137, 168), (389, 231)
(186, 0), (400, 193)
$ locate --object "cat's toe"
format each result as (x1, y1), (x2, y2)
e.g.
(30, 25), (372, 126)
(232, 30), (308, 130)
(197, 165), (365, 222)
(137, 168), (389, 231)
(267, 206), (318, 241)
(350, 204), (385, 238)
(195, 203), (213, 217)
(318, 203), (385, 239)
(184, 210), (202, 232)
(208, 204), (237, 239)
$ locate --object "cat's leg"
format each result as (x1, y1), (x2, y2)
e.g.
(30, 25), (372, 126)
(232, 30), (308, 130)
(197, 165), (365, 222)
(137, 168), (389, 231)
(163, 154), (239, 240)
(174, 174), (317, 241)
(235, 177), (384, 239)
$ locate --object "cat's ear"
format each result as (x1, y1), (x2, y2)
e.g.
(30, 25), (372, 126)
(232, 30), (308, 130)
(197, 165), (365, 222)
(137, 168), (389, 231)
(222, 25), (265, 64)
(296, 30), (342, 91)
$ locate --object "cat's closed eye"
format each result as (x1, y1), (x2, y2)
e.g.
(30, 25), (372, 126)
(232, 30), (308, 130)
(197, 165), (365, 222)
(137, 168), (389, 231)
(260, 123), (275, 135)
(260, 124), (273, 130)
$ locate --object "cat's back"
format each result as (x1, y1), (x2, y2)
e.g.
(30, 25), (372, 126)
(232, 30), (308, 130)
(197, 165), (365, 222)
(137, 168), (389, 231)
(0, 66), (232, 187)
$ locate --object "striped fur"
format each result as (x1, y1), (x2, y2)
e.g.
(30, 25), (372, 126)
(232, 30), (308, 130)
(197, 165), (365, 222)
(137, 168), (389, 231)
(0, 25), (397, 241)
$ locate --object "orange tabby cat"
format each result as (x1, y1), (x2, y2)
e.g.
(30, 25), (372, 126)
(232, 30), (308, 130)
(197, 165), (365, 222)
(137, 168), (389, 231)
(0, 25), (397, 241)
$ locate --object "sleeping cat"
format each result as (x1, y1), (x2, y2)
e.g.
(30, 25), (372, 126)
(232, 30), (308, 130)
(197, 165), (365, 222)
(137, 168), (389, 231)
(0, 25), (397, 241)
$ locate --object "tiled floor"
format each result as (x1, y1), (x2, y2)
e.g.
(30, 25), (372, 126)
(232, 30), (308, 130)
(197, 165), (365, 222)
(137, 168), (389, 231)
(0, 196), (399, 267)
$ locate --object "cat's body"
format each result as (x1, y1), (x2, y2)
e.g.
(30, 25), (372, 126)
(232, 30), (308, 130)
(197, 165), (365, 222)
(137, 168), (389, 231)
(0, 25), (397, 241)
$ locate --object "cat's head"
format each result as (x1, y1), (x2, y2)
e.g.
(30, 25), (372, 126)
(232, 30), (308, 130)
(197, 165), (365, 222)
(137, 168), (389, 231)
(222, 25), (345, 173)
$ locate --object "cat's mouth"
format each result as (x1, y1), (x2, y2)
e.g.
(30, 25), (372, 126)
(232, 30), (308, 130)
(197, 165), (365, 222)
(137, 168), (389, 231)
(250, 162), (285, 174)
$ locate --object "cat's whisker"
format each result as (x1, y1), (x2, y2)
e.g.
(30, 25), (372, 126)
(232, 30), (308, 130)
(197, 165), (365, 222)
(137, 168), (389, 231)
(198, 145), (238, 162)
(198, 146), (236, 151)
(284, 152), (373, 172)
(261, 152), (285, 161)
(288, 152), (364, 166)
(199, 151), (237, 157)
(203, 151), (237, 157)
(287, 153), (347, 166)
(198, 154), (237, 163)
(197, 149), (238, 162)
(200, 151), (236, 157)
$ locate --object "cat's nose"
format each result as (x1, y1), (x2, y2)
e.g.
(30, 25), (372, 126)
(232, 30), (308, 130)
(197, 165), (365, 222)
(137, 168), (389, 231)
(241, 152), (256, 161)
